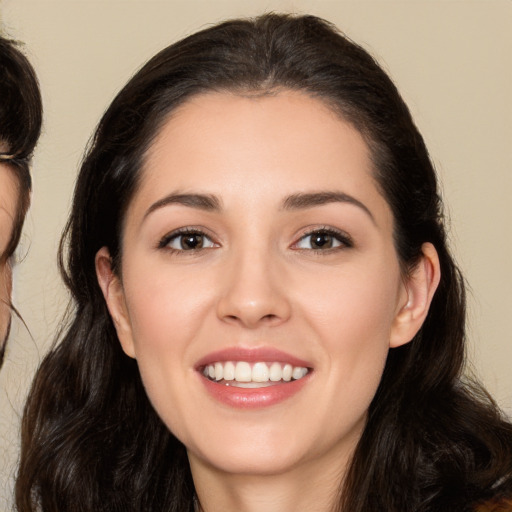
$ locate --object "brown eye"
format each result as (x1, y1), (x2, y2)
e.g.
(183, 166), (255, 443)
(163, 231), (216, 251)
(295, 229), (352, 251)
(310, 232), (334, 249)
(180, 233), (205, 250)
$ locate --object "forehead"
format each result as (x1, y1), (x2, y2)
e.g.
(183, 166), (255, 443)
(128, 90), (390, 225)
(0, 164), (18, 256)
(148, 90), (369, 167)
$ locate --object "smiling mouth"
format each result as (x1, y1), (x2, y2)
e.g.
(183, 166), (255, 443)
(202, 361), (310, 388)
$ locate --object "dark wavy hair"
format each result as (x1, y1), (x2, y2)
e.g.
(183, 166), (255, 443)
(0, 35), (42, 366)
(16, 13), (512, 512)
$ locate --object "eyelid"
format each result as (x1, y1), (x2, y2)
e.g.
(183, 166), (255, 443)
(156, 225), (353, 253)
(291, 226), (354, 251)
(157, 226), (219, 251)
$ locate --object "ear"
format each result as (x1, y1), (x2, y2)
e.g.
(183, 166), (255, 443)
(95, 247), (136, 358)
(390, 242), (441, 348)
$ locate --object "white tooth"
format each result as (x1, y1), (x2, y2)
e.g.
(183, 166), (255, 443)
(228, 381), (273, 388)
(282, 364), (293, 382)
(214, 362), (223, 381)
(269, 362), (283, 382)
(223, 361), (235, 381)
(292, 366), (307, 380)
(208, 365), (215, 379)
(234, 361), (252, 382)
(252, 362), (269, 382)
(203, 366), (209, 377)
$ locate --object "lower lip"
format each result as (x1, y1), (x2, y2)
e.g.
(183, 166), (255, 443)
(199, 374), (311, 409)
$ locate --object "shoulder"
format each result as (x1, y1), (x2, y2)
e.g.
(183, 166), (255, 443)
(475, 499), (512, 512)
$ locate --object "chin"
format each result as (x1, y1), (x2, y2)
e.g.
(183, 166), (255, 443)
(188, 442), (304, 477)
(183, 417), (342, 479)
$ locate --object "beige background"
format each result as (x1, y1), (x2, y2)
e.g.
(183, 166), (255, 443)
(0, 0), (510, 507)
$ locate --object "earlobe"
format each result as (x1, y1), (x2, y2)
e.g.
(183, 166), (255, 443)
(390, 242), (441, 348)
(95, 247), (136, 359)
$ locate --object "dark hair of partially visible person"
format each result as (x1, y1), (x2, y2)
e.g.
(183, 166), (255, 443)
(15, 13), (512, 512)
(0, 35), (42, 367)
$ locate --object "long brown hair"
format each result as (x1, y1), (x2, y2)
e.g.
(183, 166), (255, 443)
(16, 14), (512, 511)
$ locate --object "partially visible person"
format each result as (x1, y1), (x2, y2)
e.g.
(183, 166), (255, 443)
(0, 35), (42, 368)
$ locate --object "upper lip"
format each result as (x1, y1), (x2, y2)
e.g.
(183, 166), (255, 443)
(195, 347), (312, 370)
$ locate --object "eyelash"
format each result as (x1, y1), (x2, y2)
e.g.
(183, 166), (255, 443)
(157, 226), (353, 254)
(292, 227), (353, 252)
(158, 227), (217, 254)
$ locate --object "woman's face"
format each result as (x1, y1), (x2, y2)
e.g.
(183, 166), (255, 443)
(0, 164), (18, 353)
(98, 91), (434, 479)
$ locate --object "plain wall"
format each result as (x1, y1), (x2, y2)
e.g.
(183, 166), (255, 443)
(1, 0), (511, 507)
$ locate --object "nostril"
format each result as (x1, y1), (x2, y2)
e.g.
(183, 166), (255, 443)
(222, 312), (281, 327)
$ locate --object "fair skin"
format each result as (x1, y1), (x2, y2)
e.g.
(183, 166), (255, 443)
(97, 91), (440, 512)
(0, 163), (18, 352)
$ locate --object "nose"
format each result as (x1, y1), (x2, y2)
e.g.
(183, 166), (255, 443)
(216, 248), (292, 329)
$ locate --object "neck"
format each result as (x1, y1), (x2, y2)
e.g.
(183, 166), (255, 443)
(189, 444), (353, 512)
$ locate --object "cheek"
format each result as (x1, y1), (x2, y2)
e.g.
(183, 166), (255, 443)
(297, 261), (400, 404)
(300, 259), (400, 345)
(120, 267), (210, 430)
(0, 262), (12, 296)
(122, 261), (217, 369)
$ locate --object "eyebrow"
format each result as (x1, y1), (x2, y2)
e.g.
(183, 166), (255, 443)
(282, 191), (375, 223)
(144, 193), (222, 220)
(143, 190), (375, 223)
